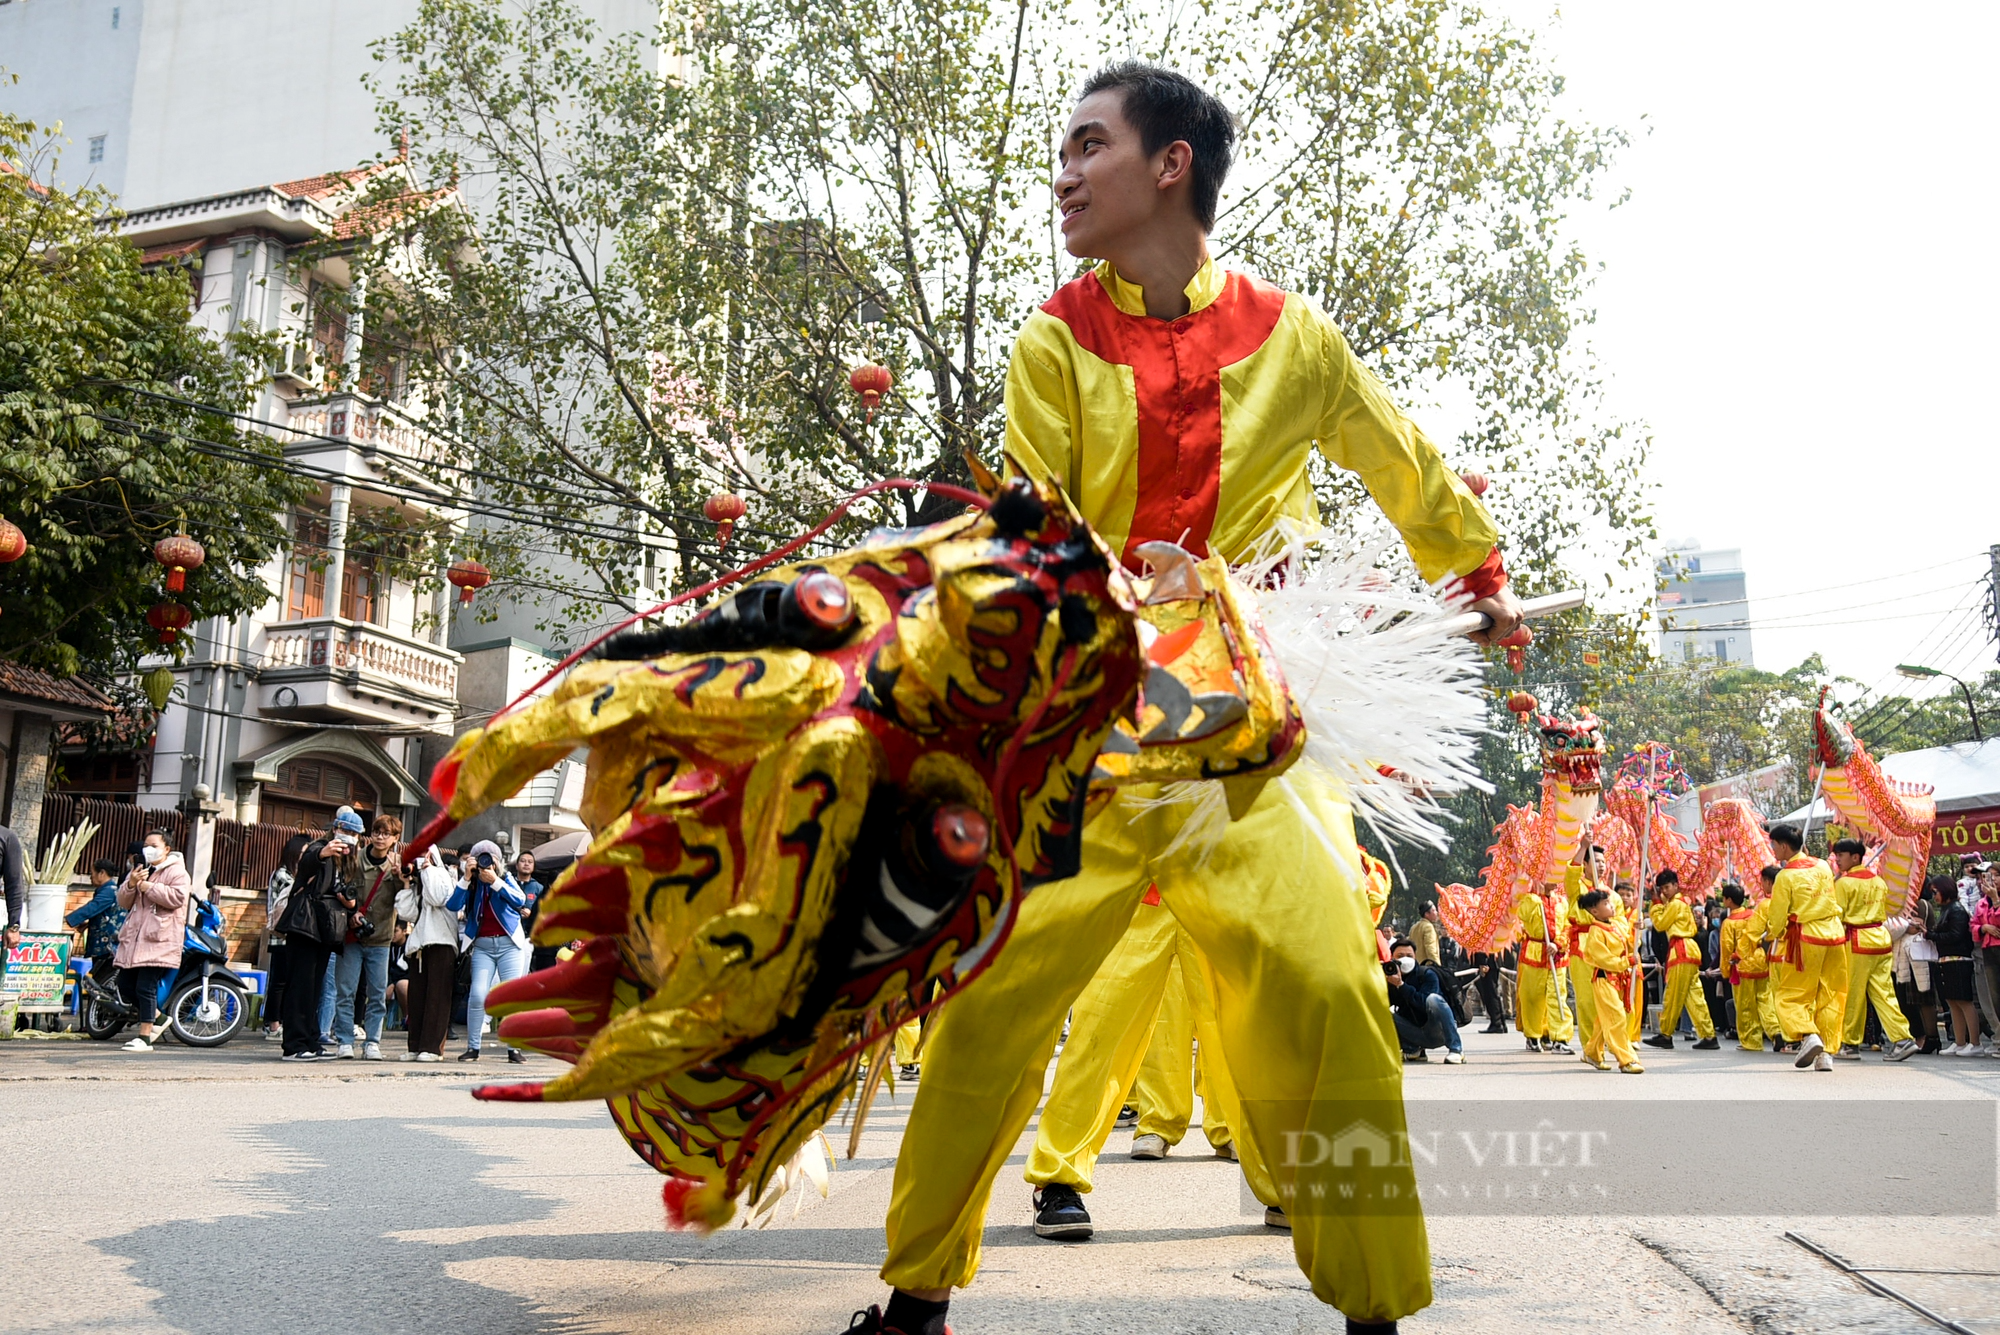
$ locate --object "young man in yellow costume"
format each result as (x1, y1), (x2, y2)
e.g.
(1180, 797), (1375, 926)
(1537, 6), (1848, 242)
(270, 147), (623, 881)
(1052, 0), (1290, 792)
(1514, 879), (1576, 1054)
(1573, 888), (1644, 1073)
(1642, 869), (1720, 1050)
(1829, 838), (1921, 1062)
(1762, 825), (1847, 1072)
(847, 62), (1521, 1335)
(1718, 882), (1772, 1051)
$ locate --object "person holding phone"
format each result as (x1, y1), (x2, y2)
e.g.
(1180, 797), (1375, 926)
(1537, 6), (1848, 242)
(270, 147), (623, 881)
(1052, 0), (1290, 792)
(449, 839), (529, 1063)
(112, 830), (191, 1052)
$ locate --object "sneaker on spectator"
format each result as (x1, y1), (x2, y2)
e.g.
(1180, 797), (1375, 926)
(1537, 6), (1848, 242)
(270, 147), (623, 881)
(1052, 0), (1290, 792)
(1129, 1133), (1168, 1160)
(417, 1051), (442, 1063)
(264, 1028), (284, 1042)
(282, 1050), (321, 1062)
(337, 1043), (355, 1059)
(363, 1041), (382, 1061)
(120, 1037), (152, 1052)
(1442, 1050), (1465, 1065)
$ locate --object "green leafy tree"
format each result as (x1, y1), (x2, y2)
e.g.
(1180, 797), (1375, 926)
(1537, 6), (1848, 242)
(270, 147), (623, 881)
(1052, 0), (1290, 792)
(354, 0), (1650, 640)
(0, 102), (308, 676)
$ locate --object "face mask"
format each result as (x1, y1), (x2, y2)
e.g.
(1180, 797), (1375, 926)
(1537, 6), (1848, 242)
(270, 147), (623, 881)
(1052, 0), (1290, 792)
(1396, 957), (1415, 975)
(142, 845), (164, 865)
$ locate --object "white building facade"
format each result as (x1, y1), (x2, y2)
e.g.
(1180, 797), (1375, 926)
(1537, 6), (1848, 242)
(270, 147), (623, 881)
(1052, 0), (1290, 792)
(1657, 540), (1757, 668)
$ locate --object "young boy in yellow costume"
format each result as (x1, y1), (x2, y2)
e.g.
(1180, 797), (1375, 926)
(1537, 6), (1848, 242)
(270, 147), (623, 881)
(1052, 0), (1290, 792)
(1829, 838), (1921, 1062)
(1762, 825), (1847, 1072)
(1574, 888), (1644, 1073)
(1642, 869), (1720, 1050)
(1718, 882), (1772, 1051)
(1562, 850), (1606, 1061)
(846, 61), (1521, 1335)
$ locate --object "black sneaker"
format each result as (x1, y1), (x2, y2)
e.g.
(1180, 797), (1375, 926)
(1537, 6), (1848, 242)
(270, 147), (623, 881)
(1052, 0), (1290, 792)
(507, 1048), (528, 1064)
(1524, 1037), (1542, 1053)
(843, 1305), (953, 1335)
(1643, 1035), (1675, 1050)
(898, 1064), (920, 1080)
(457, 1047), (481, 1062)
(1691, 1038), (1720, 1050)
(1032, 1183), (1093, 1240)
(1544, 1041), (1574, 1055)
(1482, 1023), (1509, 1034)
(1403, 1048), (1428, 1063)
(1114, 1105), (1138, 1129)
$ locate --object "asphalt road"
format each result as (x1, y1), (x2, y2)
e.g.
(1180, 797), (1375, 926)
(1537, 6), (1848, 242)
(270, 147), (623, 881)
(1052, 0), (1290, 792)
(2, 1027), (1996, 1334)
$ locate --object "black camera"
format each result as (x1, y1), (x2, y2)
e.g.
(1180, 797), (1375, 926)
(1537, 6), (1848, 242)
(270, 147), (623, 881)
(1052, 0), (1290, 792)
(475, 851), (495, 870)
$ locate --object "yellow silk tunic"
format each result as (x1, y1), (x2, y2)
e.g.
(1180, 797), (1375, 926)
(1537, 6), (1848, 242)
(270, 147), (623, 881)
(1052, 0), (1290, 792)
(1649, 898), (1702, 967)
(1720, 905), (1769, 979)
(1003, 258), (1501, 581)
(1834, 867), (1894, 954)
(1767, 855), (1843, 945)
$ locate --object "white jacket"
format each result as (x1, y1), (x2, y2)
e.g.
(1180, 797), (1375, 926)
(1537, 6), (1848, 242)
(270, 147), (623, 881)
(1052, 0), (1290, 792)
(401, 858), (463, 954)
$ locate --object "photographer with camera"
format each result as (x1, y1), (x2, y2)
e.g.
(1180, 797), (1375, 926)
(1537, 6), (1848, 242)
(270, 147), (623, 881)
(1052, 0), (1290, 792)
(448, 838), (530, 1063)
(326, 815), (408, 1060)
(274, 812), (362, 1061)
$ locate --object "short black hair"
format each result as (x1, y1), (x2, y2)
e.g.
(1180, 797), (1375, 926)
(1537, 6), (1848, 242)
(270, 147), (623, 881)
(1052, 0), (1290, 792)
(1578, 889), (1609, 910)
(1655, 869), (1680, 888)
(1831, 838), (1866, 857)
(1721, 883), (1746, 905)
(1078, 60), (1236, 231)
(1767, 824), (1802, 850)
(1759, 864), (1781, 884)
(1390, 937), (1414, 953)
(93, 859), (122, 878)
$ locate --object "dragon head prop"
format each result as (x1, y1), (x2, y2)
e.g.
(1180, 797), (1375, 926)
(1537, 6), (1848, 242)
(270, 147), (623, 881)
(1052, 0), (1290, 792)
(427, 476), (1307, 1227)
(1536, 709), (1605, 794)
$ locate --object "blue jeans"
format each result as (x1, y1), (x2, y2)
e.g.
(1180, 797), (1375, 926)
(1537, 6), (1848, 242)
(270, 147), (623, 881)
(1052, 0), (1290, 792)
(317, 954), (339, 1046)
(332, 944), (391, 1045)
(1393, 992), (1463, 1054)
(465, 935), (525, 1051)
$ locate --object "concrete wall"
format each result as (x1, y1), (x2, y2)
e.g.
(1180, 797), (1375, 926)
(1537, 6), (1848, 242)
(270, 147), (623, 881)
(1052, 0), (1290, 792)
(1, 0), (663, 209)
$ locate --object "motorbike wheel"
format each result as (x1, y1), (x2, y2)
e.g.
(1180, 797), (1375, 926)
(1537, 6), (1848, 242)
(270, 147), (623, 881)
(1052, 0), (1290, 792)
(166, 980), (249, 1047)
(83, 993), (128, 1041)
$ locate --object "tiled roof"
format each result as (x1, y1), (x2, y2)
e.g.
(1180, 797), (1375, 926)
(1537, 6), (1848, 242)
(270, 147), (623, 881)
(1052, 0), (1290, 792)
(0, 661), (115, 714)
(1, 160), (52, 197)
(271, 160), (397, 202)
(138, 237), (206, 266)
(329, 186), (456, 240)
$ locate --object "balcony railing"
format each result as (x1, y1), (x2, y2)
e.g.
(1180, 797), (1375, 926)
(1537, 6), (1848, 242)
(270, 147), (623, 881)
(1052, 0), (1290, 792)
(285, 392), (457, 473)
(263, 618), (459, 706)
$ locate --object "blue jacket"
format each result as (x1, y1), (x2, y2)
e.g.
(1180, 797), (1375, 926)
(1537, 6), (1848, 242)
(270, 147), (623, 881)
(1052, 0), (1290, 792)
(66, 880), (128, 958)
(448, 870), (528, 940)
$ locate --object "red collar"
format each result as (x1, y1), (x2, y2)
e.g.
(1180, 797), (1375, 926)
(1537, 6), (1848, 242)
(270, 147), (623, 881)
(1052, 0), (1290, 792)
(1784, 856), (1817, 870)
(1843, 867), (1878, 880)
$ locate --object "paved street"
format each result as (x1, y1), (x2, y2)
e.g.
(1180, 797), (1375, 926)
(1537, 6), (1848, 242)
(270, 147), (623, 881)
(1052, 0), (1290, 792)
(3, 1027), (1996, 1335)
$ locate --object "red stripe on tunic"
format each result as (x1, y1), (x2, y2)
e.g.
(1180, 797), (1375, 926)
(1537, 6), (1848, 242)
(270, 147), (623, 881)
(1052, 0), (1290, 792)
(1041, 270), (1288, 568)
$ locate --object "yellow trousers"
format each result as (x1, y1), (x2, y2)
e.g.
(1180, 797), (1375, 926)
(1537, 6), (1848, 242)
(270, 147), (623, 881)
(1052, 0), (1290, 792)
(893, 1019), (922, 1069)
(1516, 961), (1573, 1042)
(882, 774), (1428, 1323)
(1132, 953), (1234, 1150)
(1731, 976), (1769, 1050)
(1774, 941), (1849, 1049)
(1567, 958), (1597, 1044)
(1658, 961), (1716, 1039)
(1026, 907), (1247, 1195)
(1842, 951), (1911, 1046)
(1581, 975), (1638, 1069)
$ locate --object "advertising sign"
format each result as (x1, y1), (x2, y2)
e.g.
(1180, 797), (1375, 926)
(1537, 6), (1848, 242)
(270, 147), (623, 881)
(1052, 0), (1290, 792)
(1932, 806), (2000, 859)
(3, 933), (72, 1012)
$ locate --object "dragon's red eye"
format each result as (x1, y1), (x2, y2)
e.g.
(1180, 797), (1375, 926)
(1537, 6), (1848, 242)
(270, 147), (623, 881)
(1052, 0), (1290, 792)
(792, 570), (854, 630)
(932, 804), (991, 868)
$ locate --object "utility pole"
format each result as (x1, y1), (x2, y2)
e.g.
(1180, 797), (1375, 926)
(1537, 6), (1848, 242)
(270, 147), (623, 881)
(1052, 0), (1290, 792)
(1988, 543), (1999, 664)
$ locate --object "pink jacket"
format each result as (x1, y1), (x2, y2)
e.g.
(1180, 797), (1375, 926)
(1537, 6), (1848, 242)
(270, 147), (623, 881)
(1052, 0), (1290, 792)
(114, 853), (190, 969)
(1972, 895), (2000, 951)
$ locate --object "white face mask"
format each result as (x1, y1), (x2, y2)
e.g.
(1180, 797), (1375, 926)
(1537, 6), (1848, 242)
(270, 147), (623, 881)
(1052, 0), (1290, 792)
(1396, 956), (1415, 975)
(142, 845), (165, 865)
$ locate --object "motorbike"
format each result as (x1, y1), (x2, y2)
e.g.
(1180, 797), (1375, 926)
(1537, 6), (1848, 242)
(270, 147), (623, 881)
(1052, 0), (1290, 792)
(82, 894), (252, 1047)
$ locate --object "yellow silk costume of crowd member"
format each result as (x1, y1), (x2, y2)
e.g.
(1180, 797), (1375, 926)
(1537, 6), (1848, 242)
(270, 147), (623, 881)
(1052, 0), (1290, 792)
(1718, 888), (1772, 1051)
(870, 62), (1519, 1334)
(1763, 830), (1848, 1067)
(1022, 898), (1262, 1206)
(1575, 892), (1643, 1073)
(1562, 864), (1609, 1055)
(1831, 841), (1917, 1058)
(1646, 880), (1717, 1046)
(1513, 885), (1575, 1050)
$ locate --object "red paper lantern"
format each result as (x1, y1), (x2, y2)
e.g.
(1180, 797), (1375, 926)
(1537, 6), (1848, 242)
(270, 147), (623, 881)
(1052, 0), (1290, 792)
(0, 517), (25, 564)
(152, 532), (206, 593)
(146, 601), (193, 645)
(848, 363), (893, 420)
(1459, 472), (1489, 497)
(703, 492), (747, 547)
(1500, 622), (1533, 673)
(446, 559), (491, 605)
(1507, 690), (1538, 716)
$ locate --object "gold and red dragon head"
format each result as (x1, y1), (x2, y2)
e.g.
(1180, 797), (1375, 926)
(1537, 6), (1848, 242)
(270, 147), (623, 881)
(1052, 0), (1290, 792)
(1536, 709), (1605, 794)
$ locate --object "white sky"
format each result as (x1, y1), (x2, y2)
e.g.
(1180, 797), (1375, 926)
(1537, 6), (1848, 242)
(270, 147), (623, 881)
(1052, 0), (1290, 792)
(1493, 2), (1999, 704)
